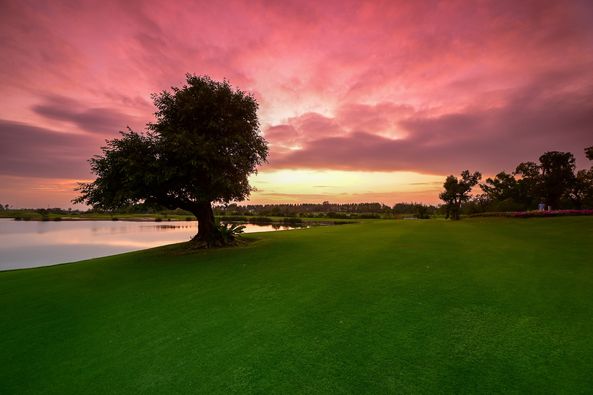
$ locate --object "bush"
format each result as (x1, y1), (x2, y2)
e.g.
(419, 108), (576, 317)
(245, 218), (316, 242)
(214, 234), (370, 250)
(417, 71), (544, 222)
(248, 216), (273, 224)
(414, 204), (430, 219)
(488, 198), (525, 213)
(220, 215), (248, 222)
(358, 214), (381, 219)
(512, 209), (593, 218)
(282, 217), (303, 225)
(217, 222), (246, 243)
(469, 210), (593, 218)
(327, 212), (349, 219)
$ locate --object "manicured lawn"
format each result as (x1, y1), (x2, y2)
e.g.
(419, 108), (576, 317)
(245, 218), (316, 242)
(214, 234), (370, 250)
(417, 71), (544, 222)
(1, 217), (593, 393)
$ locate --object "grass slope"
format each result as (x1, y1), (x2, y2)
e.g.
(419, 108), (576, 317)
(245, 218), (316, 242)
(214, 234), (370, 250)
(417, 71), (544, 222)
(1, 218), (593, 393)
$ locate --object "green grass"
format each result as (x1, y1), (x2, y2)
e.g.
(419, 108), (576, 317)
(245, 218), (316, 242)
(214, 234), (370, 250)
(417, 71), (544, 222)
(0, 210), (354, 223)
(1, 217), (593, 393)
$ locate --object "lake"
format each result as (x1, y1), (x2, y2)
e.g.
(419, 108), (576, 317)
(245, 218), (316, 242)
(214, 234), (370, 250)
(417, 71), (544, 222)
(0, 218), (299, 271)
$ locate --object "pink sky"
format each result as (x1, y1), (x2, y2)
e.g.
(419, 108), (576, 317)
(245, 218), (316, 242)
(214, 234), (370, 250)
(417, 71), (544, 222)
(1, 0), (592, 208)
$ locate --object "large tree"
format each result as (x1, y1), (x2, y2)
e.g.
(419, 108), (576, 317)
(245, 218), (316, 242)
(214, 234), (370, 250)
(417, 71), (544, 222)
(439, 170), (481, 220)
(538, 151), (575, 209)
(568, 168), (593, 209)
(569, 146), (593, 208)
(480, 171), (518, 202)
(513, 161), (542, 208)
(74, 74), (268, 247)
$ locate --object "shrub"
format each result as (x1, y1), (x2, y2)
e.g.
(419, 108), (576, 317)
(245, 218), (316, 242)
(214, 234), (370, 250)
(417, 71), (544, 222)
(512, 209), (593, 218)
(282, 217), (304, 225)
(249, 216), (273, 224)
(358, 214), (381, 219)
(469, 209), (593, 218)
(414, 204), (430, 219)
(327, 212), (349, 219)
(217, 222), (246, 243)
(221, 215), (248, 222)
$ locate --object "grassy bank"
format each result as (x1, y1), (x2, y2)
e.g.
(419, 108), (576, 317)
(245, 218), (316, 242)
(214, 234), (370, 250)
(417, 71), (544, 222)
(1, 218), (593, 393)
(0, 210), (353, 224)
(0, 210), (194, 221)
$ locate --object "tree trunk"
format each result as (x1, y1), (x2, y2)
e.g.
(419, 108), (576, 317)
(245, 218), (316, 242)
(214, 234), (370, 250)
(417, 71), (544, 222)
(452, 199), (461, 220)
(190, 201), (224, 247)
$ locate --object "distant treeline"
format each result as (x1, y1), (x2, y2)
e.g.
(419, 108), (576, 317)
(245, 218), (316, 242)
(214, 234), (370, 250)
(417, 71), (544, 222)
(213, 202), (438, 219)
(0, 202), (439, 220)
(0, 207), (82, 220)
(8, 147), (590, 221)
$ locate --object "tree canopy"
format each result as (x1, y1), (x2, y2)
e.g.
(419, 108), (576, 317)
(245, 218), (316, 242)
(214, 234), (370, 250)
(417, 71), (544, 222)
(75, 74), (268, 246)
(439, 170), (481, 220)
(459, 147), (593, 215)
(538, 151), (576, 209)
(586, 146), (593, 161)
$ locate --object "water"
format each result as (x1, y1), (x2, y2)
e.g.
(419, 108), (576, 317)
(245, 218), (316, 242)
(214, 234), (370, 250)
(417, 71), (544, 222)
(0, 218), (299, 271)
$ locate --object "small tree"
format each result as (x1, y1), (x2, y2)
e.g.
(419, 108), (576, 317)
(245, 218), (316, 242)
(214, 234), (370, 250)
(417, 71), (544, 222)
(74, 74), (268, 247)
(439, 170), (481, 220)
(414, 204), (430, 219)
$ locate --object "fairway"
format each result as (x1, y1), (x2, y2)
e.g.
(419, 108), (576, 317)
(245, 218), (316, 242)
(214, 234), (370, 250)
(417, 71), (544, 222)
(1, 217), (593, 393)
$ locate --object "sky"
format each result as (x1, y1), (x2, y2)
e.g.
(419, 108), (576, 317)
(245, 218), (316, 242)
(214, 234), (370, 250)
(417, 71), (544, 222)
(1, 0), (592, 208)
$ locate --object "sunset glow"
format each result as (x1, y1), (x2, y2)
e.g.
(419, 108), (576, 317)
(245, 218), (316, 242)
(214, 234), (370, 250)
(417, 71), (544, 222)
(1, 0), (592, 207)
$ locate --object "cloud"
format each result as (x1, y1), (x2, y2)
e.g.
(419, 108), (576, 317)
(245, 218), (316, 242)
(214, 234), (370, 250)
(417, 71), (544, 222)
(0, 120), (101, 178)
(264, 124), (300, 147)
(1, 0), (593, 207)
(335, 103), (415, 136)
(269, 79), (593, 173)
(264, 112), (346, 152)
(32, 96), (140, 134)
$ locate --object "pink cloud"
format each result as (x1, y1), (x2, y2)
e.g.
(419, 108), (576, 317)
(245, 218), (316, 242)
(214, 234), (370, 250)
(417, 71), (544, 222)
(269, 77), (593, 173)
(32, 96), (142, 135)
(335, 103), (415, 136)
(0, 120), (101, 179)
(1, 0), (593, 206)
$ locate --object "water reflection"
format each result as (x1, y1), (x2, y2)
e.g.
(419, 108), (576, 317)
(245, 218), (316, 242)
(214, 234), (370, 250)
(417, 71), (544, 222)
(0, 219), (302, 271)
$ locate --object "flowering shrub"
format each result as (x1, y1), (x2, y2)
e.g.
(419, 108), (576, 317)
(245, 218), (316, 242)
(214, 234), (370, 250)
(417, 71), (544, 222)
(512, 209), (593, 218)
(469, 210), (593, 218)
(467, 212), (510, 218)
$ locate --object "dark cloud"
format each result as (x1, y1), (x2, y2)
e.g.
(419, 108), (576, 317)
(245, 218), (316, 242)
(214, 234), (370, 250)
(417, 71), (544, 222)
(0, 120), (101, 178)
(32, 96), (135, 134)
